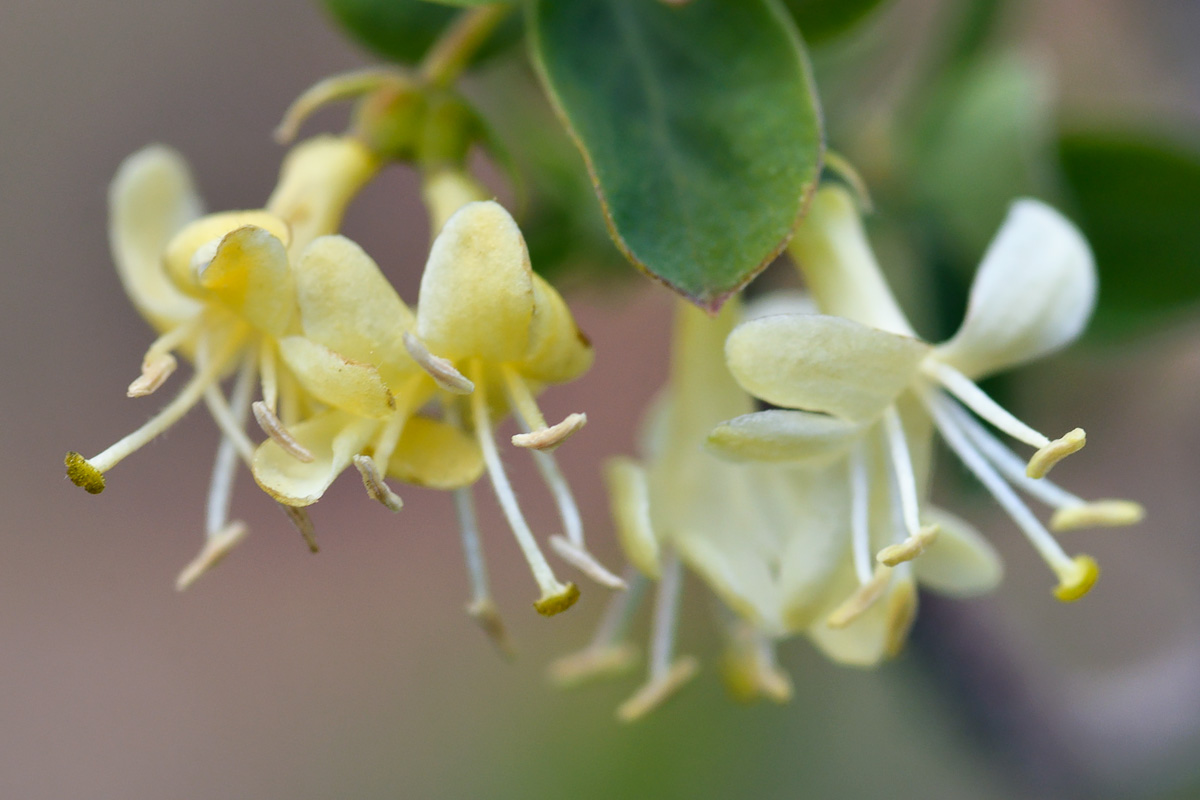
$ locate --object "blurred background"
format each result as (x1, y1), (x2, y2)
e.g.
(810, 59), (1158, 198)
(2, 0), (1199, 797)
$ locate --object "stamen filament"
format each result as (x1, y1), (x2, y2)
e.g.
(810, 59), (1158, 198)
(85, 329), (247, 474)
(925, 392), (1097, 599)
(451, 482), (512, 656)
(404, 332), (474, 394)
(925, 360), (1050, 448)
(204, 355), (258, 536)
(469, 359), (577, 615)
(849, 442), (873, 585)
(882, 406), (924, 538)
(501, 365), (547, 430)
(204, 380), (257, 464)
(549, 536), (628, 589)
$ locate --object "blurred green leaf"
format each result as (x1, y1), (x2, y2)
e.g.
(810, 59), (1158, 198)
(1059, 129), (1200, 337)
(781, 0), (889, 44)
(529, 0), (823, 309)
(425, 0), (511, 6)
(911, 54), (1055, 263)
(322, 0), (520, 65)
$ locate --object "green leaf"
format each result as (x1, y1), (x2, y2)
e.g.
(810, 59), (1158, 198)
(529, 0), (823, 309)
(322, 0), (520, 65)
(1058, 129), (1200, 337)
(425, 0), (512, 6)
(780, 0), (889, 45)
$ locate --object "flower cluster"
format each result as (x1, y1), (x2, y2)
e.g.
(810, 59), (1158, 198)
(65, 132), (617, 637)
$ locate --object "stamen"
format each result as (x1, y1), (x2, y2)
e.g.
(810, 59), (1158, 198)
(204, 354), (257, 535)
(549, 536), (628, 589)
(1050, 500), (1144, 532)
(469, 360), (577, 616)
(549, 569), (646, 686)
(616, 553), (698, 722)
(127, 353), (177, 397)
(925, 392), (1097, 600)
(849, 442), (873, 585)
(279, 503), (319, 553)
(511, 413), (588, 451)
(403, 332), (474, 394)
(944, 402), (1143, 532)
(175, 521), (248, 591)
(67, 330), (247, 485)
(925, 360), (1051, 448)
(451, 482), (513, 656)
(720, 616), (793, 704)
(252, 401), (315, 463)
(204, 384), (257, 464)
(877, 526), (939, 567)
(352, 455), (404, 512)
(1053, 554), (1100, 602)
(1027, 428), (1086, 479)
(828, 564), (892, 629)
(879, 406), (941, 564)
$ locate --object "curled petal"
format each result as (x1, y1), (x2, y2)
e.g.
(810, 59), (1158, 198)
(936, 199), (1096, 379)
(252, 410), (378, 506)
(163, 210), (289, 298)
(199, 226), (295, 337)
(519, 275), (594, 385)
(707, 409), (866, 465)
(294, 236), (416, 384)
(386, 416), (484, 490)
(725, 315), (930, 423)
(416, 201), (534, 363)
(108, 146), (203, 331)
(278, 336), (395, 419)
(912, 507), (1004, 596)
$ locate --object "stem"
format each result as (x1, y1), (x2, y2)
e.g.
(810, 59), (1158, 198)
(420, 5), (511, 88)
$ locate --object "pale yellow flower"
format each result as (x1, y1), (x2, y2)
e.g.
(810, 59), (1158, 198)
(707, 186), (1143, 662)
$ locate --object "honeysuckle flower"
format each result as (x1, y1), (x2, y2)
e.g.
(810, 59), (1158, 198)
(398, 197), (618, 622)
(707, 185), (1143, 658)
(64, 135), (477, 586)
(553, 299), (848, 718)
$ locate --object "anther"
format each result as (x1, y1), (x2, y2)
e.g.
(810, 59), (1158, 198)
(403, 332), (474, 394)
(279, 504), (319, 553)
(511, 412), (587, 451)
(175, 521), (249, 591)
(616, 658), (700, 723)
(1050, 499), (1144, 532)
(1053, 554), (1099, 602)
(352, 454), (404, 512)
(253, 401), (315, 463)
(128, 353), (178, 397)
(827, 564), (892, 629)
(720, 621), (793, 704)
(65, 452), (105, 494)
(466, 597), (515, 659)
(534, 582), (581, 617)
(549, 644), (639, 687)
(876, 524), (939, 567)
(1027, 428), (1086, 479)
(549, 535), (628, 589)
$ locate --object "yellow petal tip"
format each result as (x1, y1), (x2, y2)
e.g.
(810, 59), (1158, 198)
(1053, 554), (1099, 602)
(534, 582), (580, 617)
(65, 452), (105, 494)
(1027, 428), (1086, 479)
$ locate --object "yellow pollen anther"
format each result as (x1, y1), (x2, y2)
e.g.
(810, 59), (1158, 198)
(175, 521), (249, 591)
(1050, 500), (1145, 532)
(1053, 554), (1099, 602)
(876, 524), (940, 567)
(466, 597), (515, 659)
(403, 332), (475, 394)
(533, 582), (581, 617)
(548, 644), (640, 687)
(352, 454), (404, 512)
(616, 657), (700, 723)
(511, 412), (588, 451)
(549, 535), (628, 589)
(252, 401), (315, 463)
(1027, 428), (1086, 479)
(127, 353), (178, 398)
(827, 564), (893, 629)
(65, 452), (105, 494)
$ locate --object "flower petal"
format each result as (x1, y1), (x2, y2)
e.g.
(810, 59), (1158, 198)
(775, 467), (852, 630)
(707, 409), (866, 465)
(386, 416), (484, 490)
(108, 146), (203, 331)
(164, 210), (290, 298)
(913, 506), (1004, 596)
(416, 201), (534, 363)
(252, 409), (378, 506)
(518, 275), (594, 385)
(807, 573), (918, 667)
(726, 315), (930, 423)
(936, 199), (1096, 379)
(199, 226), (295, 337)
(604, 457), (662, 579)
(293, 235), (417, 386)
(278, 335), (395, 419)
